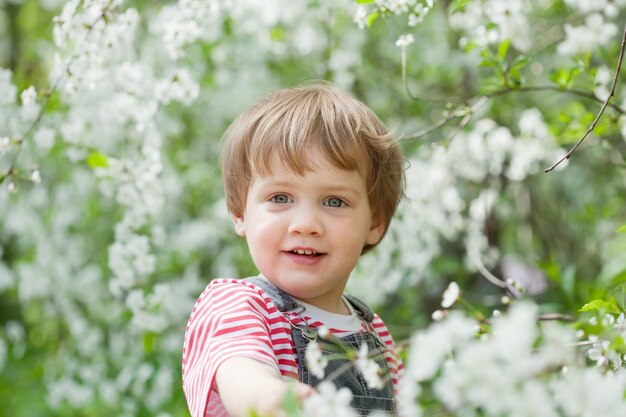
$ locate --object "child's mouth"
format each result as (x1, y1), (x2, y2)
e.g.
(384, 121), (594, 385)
(289, 249), (322, 257)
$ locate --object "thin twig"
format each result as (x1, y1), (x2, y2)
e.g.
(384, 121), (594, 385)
(400, 83), (626, 142)
(398, 24), (626, 144)
(537, 313), (574, 322)
(401, 96), (489, 141)
(1, 3), (115, 185)
(445, 96), (488, 142)
(469, 249), (508, 289)
(545, 22), (626, 173)
(400, 43), (464, 105)
(4, 56), (76, 180)
(399, 107), (462, 141)
(485, 85), (625, 114)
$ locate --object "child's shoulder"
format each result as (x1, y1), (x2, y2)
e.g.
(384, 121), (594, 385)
(198, 277), (264, 298)
(194, 277), (277, 312)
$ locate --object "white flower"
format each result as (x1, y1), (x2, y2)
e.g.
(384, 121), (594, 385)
(356, 343), (382, 389)
(0, 69), (17, 105)
(20, 85), (36, 107)
(303, 381), (356, 417)
(30, 170), (41, 184)
(381, 0), (410, 15)
(397, 379), (422, 417)
(353, 6), (368, 30)
(557, 14), (617, 56)
(587, 338), (609, 366)
(552, 368), (626, 416)
(20, 85), (40, 122)
(431, 310), (445, 321)
(0, 137), (12, 157)
(408, 4), (430, 26)
(305, 340), (328, 379)
(441, 282), (460, 308)
(317, 326), (330, 339)
(395, 34), (415, 47)
(595, 65), (612, 86)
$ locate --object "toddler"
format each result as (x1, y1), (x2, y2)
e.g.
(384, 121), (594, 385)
(182, 83), (405, 417)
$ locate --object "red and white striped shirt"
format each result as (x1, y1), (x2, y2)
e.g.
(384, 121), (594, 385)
(182, 278), (403, 417)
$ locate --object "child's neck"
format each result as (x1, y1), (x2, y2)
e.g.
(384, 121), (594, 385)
(295, 296), (351, 315)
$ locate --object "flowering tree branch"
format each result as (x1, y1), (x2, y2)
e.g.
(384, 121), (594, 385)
(1, 71), (66, 185)
(400, 77), (625, 143)
(544, 22), (626, 173)
(0, 3), (115, 187)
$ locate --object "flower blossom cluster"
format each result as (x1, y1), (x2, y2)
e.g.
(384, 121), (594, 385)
(554, 0), (625, 56)
(351, 110), (560, 305)
(399, 303), (626, 417)
(354, 0), (433, 46)
(564, 0), (626, 18)
(557, 13), (619, 56)
(448, 0), (532, 51)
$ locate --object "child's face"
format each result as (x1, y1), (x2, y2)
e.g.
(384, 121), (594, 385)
(231, 152), (385, 313)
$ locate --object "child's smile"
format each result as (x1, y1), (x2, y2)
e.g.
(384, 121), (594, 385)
(284, 246), (326, 265)
(231, 152), (385, 314)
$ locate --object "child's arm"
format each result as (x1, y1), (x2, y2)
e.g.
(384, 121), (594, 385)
(216, 357), (314, 417)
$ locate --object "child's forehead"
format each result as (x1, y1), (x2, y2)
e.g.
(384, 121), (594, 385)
(251, 150), (366, 179)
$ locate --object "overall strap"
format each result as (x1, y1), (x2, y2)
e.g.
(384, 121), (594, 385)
(245, 276), (300, 311)
(344, 294), (374, 323)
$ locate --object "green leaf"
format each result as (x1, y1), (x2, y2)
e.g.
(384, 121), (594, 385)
(450, 0), (471, 13)
(86, 152), (108, 168)
(573, 52), (591, 70)
(561, 265), (576, 299)
(617, 225), (626, 234)
(143, 331), (157, 353)
(508, 67), (523, 85)
(355, 0), (375, 4)
(479, 59), (496, 68)
(579, 299), (621, 314)
(497, 39), (510, 60)
(366, 11), (379, 27)
(511, 55), (529, 70)
(270, 26), (284, 41)
(550, 68), (569, 87)
(598, 257), (626, 287)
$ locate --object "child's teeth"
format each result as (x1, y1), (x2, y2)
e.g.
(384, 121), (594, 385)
(296, 250), (315, 255)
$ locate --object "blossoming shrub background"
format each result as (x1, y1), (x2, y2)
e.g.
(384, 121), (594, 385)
(0, 0), (626, 416)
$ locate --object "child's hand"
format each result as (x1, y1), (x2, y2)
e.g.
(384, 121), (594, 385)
(216, 357), (314, 417)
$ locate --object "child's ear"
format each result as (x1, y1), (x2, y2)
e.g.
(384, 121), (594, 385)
(366, 216), (386, 246)
(231, 213), (246, 237)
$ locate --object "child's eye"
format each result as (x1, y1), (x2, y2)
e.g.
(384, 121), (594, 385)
(270, 194), (292, 204)
(324, 197), (346, 208)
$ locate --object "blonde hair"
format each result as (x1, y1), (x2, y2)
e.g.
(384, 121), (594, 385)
(220, 83), (405, 253)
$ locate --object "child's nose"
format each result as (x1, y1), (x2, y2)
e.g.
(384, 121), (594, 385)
(287, 205), (324, 236)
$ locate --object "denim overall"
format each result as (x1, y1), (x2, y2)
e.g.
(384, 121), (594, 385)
(246, 277), (397, 416)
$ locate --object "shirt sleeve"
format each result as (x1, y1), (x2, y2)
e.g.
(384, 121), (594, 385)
(371, 314), (404, 395)
(182, 279), (279, 417)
